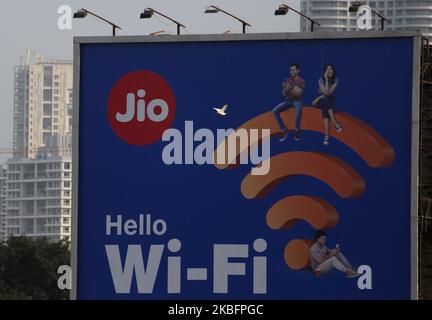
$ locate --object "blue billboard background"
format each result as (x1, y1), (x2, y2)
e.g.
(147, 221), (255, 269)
(76, 35), (414, 299)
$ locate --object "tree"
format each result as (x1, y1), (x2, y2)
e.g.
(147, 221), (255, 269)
(0, 236), (70, 300)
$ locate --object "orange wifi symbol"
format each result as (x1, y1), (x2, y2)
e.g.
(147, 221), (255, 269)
(214, 107), (395, 270)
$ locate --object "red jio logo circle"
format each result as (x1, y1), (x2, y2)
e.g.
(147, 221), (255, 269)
(107, 70), (176, 146)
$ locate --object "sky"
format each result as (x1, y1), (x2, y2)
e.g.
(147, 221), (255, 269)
(0, 0), (300, 162)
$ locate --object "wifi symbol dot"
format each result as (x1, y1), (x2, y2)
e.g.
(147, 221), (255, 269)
(214, 107), (395, 271)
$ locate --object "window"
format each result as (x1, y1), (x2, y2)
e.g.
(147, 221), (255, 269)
(49, 199), (60, 206)
(43, 118), (52, 130)
(43, 133), (51, 145)
(64, 163), (71, 170)
(43, 103), (52, 116)
(64, 181), (71, 188)
(43, 89), (52, 101)
(43, 66), (53, 87)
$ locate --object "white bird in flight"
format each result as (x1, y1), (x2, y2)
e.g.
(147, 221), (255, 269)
(213, 104), (228, 116)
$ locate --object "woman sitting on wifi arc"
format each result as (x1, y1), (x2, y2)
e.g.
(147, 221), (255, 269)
(312, 64), (343, 145)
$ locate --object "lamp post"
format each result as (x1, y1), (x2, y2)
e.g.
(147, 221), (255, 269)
(205, 5), (251, 34)
(348, 1), (391, 30)
(140, 7), (185, 35)
(73, 8), (121, 36)
(275, 4), (320, 32)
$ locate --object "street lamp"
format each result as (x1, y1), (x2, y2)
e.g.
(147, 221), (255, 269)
(275, 4), (320, 32)
(73, 8), (121, 36)
(140, 7), (185, 35)
(348, 1), (391, 30)
(204, 5), (251, 34)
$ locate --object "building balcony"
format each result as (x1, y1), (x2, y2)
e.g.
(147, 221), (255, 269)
(393, 23), (432, 28)
(6, 170), (21, 174)
(5, 227), (21, 231)
(9, 177), (65, 183)
(309, 7), (348, 11)
(7, 195), (61, 201)
(44, 223), (65, 227)
(398, 6), (432, 11)
(314, 24), (353, 29)
(45, 186), (62, 190)
(395, 15), (432, 20)
(24, 232), (68, 237)
(17, 210), (37, 215)
(5, 205), (20, 210)
(46, 205), (63, 209)
(310, 16), (351, 20)
(15, 214), (65, 218)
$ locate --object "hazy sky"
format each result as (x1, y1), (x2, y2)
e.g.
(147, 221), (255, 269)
(0, 0), (300, 162)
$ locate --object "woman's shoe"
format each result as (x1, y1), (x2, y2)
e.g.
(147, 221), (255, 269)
(335, 124), (343, 132)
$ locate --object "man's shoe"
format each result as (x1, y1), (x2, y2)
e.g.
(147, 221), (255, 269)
(294, 130), (300, 141)
(323, 135), (329, 145)
(346, 269), (361, 278)
(279, 128), (289, 142)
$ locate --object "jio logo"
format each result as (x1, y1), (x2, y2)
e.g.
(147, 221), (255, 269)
(107, 70), (176, 146)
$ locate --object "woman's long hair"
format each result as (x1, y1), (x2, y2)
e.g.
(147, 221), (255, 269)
(321, 64), (336, 84)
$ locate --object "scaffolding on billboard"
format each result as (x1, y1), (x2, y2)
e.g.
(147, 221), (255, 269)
(419, 37), (432, 299)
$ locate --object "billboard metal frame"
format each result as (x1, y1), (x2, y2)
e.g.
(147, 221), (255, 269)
(71, 30), (421, 300)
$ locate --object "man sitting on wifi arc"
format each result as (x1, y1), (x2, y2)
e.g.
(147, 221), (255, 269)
(309, 230), (360, 278)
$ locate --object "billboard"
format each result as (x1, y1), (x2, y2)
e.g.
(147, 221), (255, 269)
(72, 32), (420, 299)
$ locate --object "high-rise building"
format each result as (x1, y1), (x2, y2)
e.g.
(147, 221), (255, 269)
(0, 165), (7, 242)
(5, 50), (73, 241)
(5, 140), (72, 241)
(300, 0), (432, 38)
(13, 49), (72, 160)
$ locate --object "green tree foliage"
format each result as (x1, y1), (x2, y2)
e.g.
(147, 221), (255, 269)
(0, 236), (70, 300)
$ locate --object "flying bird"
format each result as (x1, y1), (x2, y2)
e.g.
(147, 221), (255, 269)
(213, 104), (228, 116)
